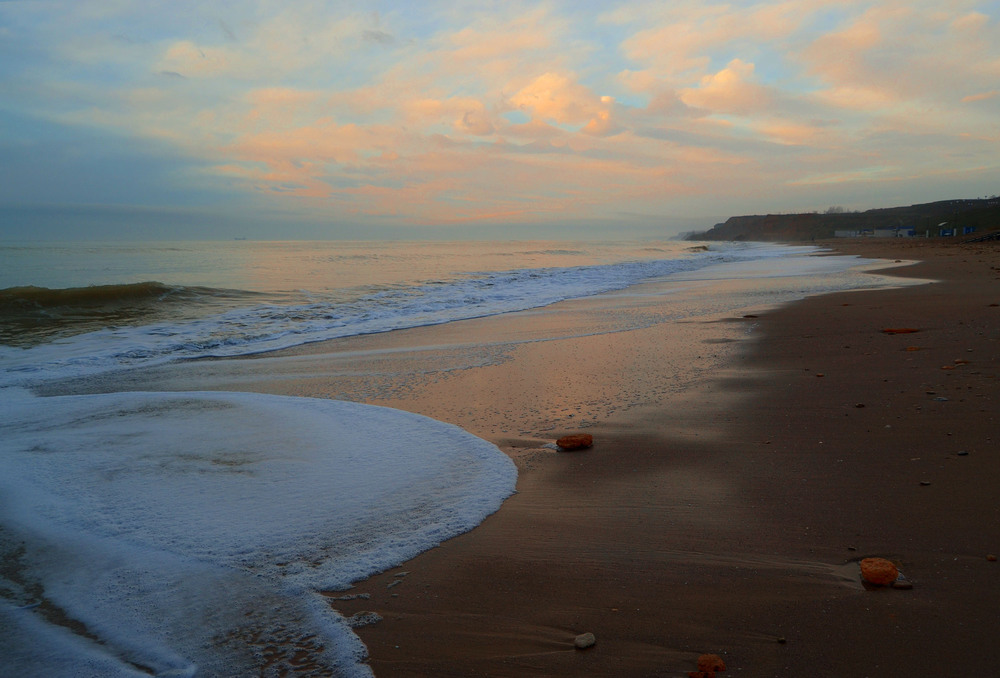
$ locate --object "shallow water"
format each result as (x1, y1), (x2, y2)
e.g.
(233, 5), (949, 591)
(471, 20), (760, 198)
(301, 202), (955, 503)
(1, 240), (810, 387)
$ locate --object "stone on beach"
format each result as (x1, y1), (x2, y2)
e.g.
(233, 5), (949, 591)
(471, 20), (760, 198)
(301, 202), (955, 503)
(860, 557), (899, 586)
(574, 632), (596, 649)
(689, 653), (727, 677)
(697, 653), (726, 672)
(881, 328), (920, 334)
(556, 433), (593, 451)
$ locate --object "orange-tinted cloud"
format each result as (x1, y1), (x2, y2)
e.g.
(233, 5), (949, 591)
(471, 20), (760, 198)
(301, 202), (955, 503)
(510, 73), (621, 136)
(962, 90), (999, 103)
(680, 59), (771, 115)
(14, 0), (999, 230)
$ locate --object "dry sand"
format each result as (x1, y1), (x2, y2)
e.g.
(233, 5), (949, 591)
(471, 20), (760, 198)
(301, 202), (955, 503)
(326, 238), (1000, 677)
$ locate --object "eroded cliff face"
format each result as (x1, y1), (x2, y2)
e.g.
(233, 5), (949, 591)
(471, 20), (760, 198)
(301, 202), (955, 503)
(689, 198), (1000, 241)
(697, 213), (829, 241)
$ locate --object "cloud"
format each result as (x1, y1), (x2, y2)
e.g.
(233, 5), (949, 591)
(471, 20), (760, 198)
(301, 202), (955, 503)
(157, 40), (238, 78)
(581, 108), (621, 137)
(509, 72), (621, 135)
(4, 0), (1000, 232)
(800, 7), (889, 98)
(444, 7), (556, 65)
(510, 72), (598, 125)
(457, 109), (495, 136)
(620, 0), (807, 80)
(755, 120), (826, 146)
(679, 59), (771, 115)
(800, 4), (1000, 116)
(362, 29), (394, 44)
(248, 88), (319, 106)
(241, 88), (322, 131)
(962, 90), (999, 103)
(400, 96), (499, 136)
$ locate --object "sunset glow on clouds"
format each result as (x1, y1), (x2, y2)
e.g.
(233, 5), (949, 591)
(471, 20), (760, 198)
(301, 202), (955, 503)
(1, 0), (998, 238)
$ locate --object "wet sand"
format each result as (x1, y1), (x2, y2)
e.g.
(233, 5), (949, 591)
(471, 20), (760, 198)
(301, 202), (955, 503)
(57, 239), (998, 676)
(333, 238), (1000, 677)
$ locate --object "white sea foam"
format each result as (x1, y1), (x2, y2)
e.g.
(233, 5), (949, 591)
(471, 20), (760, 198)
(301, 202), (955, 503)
(0, 390), (517, 676)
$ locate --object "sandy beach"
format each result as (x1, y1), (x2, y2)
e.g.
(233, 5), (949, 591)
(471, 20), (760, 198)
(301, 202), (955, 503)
(310, 238), (1000, 677)
(32, 238), (997, 676)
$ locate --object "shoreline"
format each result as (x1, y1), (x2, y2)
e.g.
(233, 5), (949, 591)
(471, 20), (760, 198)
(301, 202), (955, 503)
(342, 238), (1000, 676)
(14, 239), (996, 675)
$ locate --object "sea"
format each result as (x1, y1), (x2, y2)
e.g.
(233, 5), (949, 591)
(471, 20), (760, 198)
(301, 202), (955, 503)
(0, 239), (909, 676)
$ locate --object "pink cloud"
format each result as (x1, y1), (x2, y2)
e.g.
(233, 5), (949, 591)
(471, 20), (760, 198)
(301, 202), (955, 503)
(457, 109), (495, 136)
(510, 72), (600, 125)
(962, 90), (999, 103)
(402, 97), (499, 136)
(621, 1), (807, 80)
(802, 10), (884, 87)
(510, 72), (621, 136)
(756, 120), (826, 146)
(582, 109), (621, 137)
(157, 40), (237, 78)
(680, 59), (771, 115)
(446, 9), (554, 63)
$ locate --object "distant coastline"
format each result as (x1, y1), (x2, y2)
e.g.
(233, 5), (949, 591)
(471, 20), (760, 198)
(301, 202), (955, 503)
(688, 195), (1000, 241)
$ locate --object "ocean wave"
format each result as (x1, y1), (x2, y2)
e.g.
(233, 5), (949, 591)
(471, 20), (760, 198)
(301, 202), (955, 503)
(0, 281), (246, 309)
(0, 282), (258, 347)
(0, 243), (790, 386)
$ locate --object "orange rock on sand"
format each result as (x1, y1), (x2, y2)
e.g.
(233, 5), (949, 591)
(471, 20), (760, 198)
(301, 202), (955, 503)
(860, 557), (899, 586)
(697, 653), (726, 673)
(556, 434), (593, 450)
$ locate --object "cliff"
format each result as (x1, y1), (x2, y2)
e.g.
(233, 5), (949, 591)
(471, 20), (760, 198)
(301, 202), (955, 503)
(689, 197), (1000, 241)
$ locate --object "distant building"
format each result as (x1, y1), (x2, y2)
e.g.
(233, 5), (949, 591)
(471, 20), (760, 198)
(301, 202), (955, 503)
(835, 227), (915, 238)
(873, 228), (915, 238)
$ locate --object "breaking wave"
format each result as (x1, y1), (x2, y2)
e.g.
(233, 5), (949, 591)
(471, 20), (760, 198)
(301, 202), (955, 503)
(0, 282), (256, 347)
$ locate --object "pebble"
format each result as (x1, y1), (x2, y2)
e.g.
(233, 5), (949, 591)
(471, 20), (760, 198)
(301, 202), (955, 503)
(860, 557), (899, 586)
(696, 654), (727, 673)
(892, 577), (914, 590)
(920, 481), (932, 486)
(574, 632), (596, 649)
(557, 434), (594, 451)
(957, 451), (969, 456)
(987, 554), (997, 562)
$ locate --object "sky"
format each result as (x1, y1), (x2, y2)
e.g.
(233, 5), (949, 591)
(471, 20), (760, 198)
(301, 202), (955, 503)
(1, 0), (999, 240)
